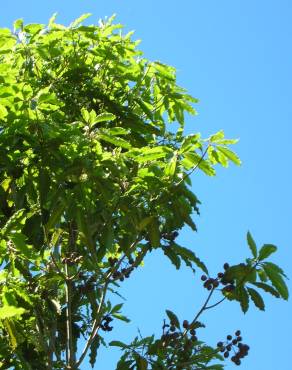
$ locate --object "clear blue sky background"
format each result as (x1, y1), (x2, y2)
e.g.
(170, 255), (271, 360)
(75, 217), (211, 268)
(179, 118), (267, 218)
(2, 1), (292, 369)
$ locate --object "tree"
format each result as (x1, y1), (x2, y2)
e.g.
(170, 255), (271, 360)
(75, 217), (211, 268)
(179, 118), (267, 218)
(0, 13), (288, 369)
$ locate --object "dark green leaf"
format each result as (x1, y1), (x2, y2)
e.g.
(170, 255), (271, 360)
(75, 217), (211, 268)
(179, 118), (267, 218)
(237, 286), (249, 313)
(147, 218), (160, 248)
(247, 287), (265, 310)
(109, 341), (128, 348)
(247, 231), (257, 258)
(171, 243), (208, 274)
(251, 282), (280, 298)
(263, 263), (289, 300)
(89, 335), (100, 368)
(163, 247), (181, 270)
(165, 309), (180, 329)
(258, 244), (277, 261)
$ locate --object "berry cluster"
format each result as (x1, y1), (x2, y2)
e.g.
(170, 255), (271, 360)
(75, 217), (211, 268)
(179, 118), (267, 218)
(110, 256), (135, 282)
(217, 330), (249, 366)
(61, 252), (83, 266)
(200, 262), (235, 293)
(161, 231), (179, 242)
(161, 319), (199, 367)
(100, 315), (113, 332)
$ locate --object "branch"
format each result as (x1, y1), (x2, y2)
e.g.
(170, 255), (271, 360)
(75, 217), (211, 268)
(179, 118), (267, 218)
(76, 238), (143, 368)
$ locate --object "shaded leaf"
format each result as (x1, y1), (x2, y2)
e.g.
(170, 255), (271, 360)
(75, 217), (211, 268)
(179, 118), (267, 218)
(247, 287), (265, 310)
(165, 309), (180, 329)
(247, 231), (257, 258)
(109, 340), (128, 348)
(171, 243), (208, 274)
(237, 286), (249, 313)
(258, 244), (277, 261)
(251, 282), (280, 298)
(263, 263), (289, 300)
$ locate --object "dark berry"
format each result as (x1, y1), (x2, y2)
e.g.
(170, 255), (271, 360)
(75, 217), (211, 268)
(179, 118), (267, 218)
(170, 325), (176, 332)
(173, 231), (179, 238)
(182, 320), (189, 329)
(235, 330), (241, 336)
(224, 351), (229, 358)
(217, 341), (223, 348)
(217, 272), (224, 278)
(201, 275), (207, 281)
(223, 263), (230, 270)
(191, 335), (197, 342)
(190, 329), (196, 335)
(235, 360), (241, 366)
(227, 335), (232, 340)
(232, 339), (238, 345)
(213, 280), (219, 288)
(226, 344), (232, 351)
(237, 336), (242, 342)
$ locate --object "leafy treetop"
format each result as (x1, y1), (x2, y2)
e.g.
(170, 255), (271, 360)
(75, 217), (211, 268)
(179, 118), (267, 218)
(0, 14), (288, 370)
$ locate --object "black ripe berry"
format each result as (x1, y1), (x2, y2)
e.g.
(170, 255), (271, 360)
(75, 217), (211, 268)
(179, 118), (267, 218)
(235, 330), (241, 336)
(217, 341), (223, 348)
(182, 320), (189, 329)
(201, 275), (207, 281)
(224, 351), (229, 358)
(227, 335), (232, 340)
(223, 263), (230, 270)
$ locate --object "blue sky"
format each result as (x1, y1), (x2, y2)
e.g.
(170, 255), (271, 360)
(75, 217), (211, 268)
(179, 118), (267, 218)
(2, 1), (292, 369)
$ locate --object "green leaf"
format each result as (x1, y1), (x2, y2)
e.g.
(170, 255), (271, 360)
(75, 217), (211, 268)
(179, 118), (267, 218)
(136, 356), (147, 370)
(263, 261), (287, 278)
(111, 303), (123, 314)
(165, 309), (180, 329)
(137, 217), (155, 231)
(163, 247), (181, 269)
(223, 263), (250, 282)
(247, 287), (265, 310)
(0, 306), (26, 319)
(109, 340), (128, 348)
(182, 152), (215, 176)
(251, 282), (280, 298)
(89, 335), (100, 368)
(98, 133), (131, 149)
(129, 146), (172, 163)
(258, 244), (277, 261)
(164, 153), (177, 177)
(0, 104), (8, 120)
(10, 233), (32, 259)
(94, 112), (116, 124)
(147, 218), (160, 248)
(237, 286), (249, 313)
(247, 231), (257, 258)
(257, 268), (268, 282)
(217, 146), (241, 165)
(263, 263), (289, 300)
(209, 130), (225, 143)
(70, 13), (92, 28)
(112, 313), (130, 323)
(171, 243), (208, 274)
(13, 19), (23, 32)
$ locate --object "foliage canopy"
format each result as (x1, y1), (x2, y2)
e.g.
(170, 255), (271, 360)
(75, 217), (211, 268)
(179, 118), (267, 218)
(0, 14), (288, 369)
